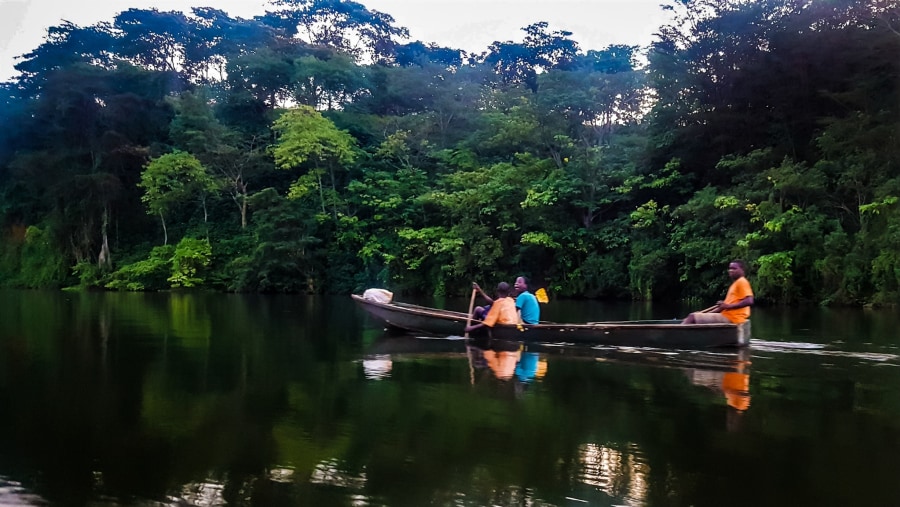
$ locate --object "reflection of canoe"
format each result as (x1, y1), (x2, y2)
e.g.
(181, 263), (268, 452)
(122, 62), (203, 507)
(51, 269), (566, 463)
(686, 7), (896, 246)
(352, 295), (750, 349)
(366, 334), (751, 377)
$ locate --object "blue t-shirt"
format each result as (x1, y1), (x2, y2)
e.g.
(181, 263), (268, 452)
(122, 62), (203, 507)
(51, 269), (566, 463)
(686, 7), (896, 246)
(515, 352), (540, 382)
(516, 291), (540, 324)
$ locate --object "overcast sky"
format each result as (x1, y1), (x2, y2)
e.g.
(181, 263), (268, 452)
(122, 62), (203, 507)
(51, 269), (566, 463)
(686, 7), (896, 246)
(0, 0), (675, 82)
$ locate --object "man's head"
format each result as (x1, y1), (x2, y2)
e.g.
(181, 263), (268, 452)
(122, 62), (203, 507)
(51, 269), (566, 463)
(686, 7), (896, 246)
(495, 282), (511, 297)
(514, 276), (529, 295)
(728, 260), (747, 279)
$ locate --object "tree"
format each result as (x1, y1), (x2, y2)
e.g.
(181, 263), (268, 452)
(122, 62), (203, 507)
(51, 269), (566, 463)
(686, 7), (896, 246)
(226, 47), (297, 108)
(393, 41), (463, 67)
(112, 9), (194, 76)
(139, 151), (218, 245)
(292, 50), (369, 110)
(13, 21), (117, 89)
(185, 8), (279, 84)
(270, 105), (358, 219)
(481, 22), (579, 92)
(168, 90), (271, 229)
(261, 0), (409, 63)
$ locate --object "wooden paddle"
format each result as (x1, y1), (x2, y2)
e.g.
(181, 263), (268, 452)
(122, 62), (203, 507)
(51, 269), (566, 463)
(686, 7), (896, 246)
(700, 304), (720, 313)
(464, 286), (477, 338)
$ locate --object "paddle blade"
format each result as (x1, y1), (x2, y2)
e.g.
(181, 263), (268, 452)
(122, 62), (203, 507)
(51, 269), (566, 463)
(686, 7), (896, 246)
(535, 288), (549, 304)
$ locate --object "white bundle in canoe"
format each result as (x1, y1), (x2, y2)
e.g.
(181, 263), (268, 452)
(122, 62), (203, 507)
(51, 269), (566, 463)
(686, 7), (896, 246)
(362, 288), (394, 304)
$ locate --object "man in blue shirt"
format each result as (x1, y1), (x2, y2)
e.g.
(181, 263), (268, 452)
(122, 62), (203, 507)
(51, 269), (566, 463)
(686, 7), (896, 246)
(514, 276), (540, 325)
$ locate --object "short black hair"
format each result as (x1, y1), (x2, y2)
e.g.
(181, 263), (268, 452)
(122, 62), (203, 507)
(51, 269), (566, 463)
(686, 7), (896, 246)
(496, 282), (510, 296)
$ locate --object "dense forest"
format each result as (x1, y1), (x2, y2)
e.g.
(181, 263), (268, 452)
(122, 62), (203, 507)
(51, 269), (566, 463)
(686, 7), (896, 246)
(0, 0), (897, 305)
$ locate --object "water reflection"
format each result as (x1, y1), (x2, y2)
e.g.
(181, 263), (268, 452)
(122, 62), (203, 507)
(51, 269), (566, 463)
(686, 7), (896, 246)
(4, 291), (900, 506)
(174, 479), (226, 506)
(0, 476), (46, 505)
(578, 443), (649, 505)
(370, 334), (755, 413)
(684, 349), (752, 412)
(310, 460), (367, 490)
(362, 355), (393, 380)
(468, 341), (521, 381)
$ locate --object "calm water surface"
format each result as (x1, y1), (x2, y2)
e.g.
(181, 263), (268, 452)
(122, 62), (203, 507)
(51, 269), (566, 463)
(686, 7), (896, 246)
(1, 290), (899, 506)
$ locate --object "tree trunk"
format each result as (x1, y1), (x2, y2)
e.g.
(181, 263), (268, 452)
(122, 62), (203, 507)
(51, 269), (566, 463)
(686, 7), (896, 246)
(160, 211), (168, 245)
(98, 206), (112, 271)
(317, 171), (327, 215)
(241, 194), (248, 229)
(201, 195), (210, 240)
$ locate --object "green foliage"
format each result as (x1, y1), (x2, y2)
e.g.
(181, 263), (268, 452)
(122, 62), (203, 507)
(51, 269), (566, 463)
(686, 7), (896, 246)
(272, 105), (358, 219)
(140, 151), (219, 212)
(106, 245), (176, 291)
(72, 261), (102, 288)
(271, 106), (357, 169)
(17, 226), (68, 288)
(139, 151), (219, 244)
(168, 237), (212, 288)
(668, 187), (747, 297)
(0, 239), (19, 287)
(755, 251), (794, 303)
(2, 0), (899, 305)
(814, 230), (865, 305)
(231, 188), (323, 293)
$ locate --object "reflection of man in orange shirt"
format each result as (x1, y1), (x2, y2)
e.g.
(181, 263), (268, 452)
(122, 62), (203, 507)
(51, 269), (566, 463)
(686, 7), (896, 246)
(465, 282), (518, 333)
(722, 367), (750, 411)
(482, 349), (521, 380)
(683, 260), (754, 324)
(686, 349), (751, 412)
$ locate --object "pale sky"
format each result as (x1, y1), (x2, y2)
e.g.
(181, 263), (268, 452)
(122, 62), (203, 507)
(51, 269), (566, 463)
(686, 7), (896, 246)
(0, 0), (674, 82)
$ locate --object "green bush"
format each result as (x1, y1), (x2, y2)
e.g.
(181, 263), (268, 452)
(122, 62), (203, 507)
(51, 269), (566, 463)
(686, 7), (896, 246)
(168, 237), (212, 288)
(106, 245), (175, 291)
(18, 226), (67, 288)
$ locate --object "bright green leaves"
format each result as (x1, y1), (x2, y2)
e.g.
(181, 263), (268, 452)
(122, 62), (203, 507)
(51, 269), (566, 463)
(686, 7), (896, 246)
(139, 151), (219, 245)
(272, 105), (358, 218)
(105, 237), (213, 291)
(860, 197), (900, 216)
(168, 238), (212, 288)
(520, 232), (561, 249)
(756, 251), (795, 302)
(105, 245), (176, 291)
(631, 200), (668, 230)
(271, 106), (357, 169)
(139, 151), (216, 216)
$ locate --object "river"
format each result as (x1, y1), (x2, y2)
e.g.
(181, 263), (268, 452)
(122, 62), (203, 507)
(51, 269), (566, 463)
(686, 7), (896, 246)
(0, 290), (898, 506)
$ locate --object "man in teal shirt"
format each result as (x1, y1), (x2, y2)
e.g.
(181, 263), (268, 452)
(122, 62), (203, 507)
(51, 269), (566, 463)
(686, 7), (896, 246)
(514, 276), (540, 325)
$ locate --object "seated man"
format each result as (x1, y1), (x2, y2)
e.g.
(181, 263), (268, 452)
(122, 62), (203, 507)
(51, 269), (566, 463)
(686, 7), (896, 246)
(683, 260), (754, 324)
(513, 276), (540, 325)
(465, 282), (518, 333)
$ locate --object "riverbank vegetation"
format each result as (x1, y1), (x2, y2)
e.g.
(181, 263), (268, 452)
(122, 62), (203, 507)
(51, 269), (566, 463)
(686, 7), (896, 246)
(0, 0), (898, 305)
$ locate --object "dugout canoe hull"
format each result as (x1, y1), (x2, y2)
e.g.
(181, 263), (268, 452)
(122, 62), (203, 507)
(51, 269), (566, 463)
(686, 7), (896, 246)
(352, 294), (750, 349)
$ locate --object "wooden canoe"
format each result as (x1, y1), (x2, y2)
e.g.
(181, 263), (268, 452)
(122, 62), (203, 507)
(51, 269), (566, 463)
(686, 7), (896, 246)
(351, 294), (750, 349)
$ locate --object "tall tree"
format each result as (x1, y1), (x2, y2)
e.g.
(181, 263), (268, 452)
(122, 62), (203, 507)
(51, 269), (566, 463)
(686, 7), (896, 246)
(481, 22), (579, 92)
(261, 0), (409, 63)
(139, 151), (218, 245)
(270, 105), (358, 219)
(112, 9), (193, 75)
(292, 50), (369, 110)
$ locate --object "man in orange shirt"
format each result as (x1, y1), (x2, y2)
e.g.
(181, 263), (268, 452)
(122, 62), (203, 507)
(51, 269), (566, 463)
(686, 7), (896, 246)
(465, 282), (519, 333)
(683, 260), (754, 324)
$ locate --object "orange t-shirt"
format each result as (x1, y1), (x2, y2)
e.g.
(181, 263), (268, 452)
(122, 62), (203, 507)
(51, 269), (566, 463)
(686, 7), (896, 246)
(482, 349), (521, 380)
(483, 297), (519, 327)
(721, 277), (753, 324)
(722, 372), (751, 411)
